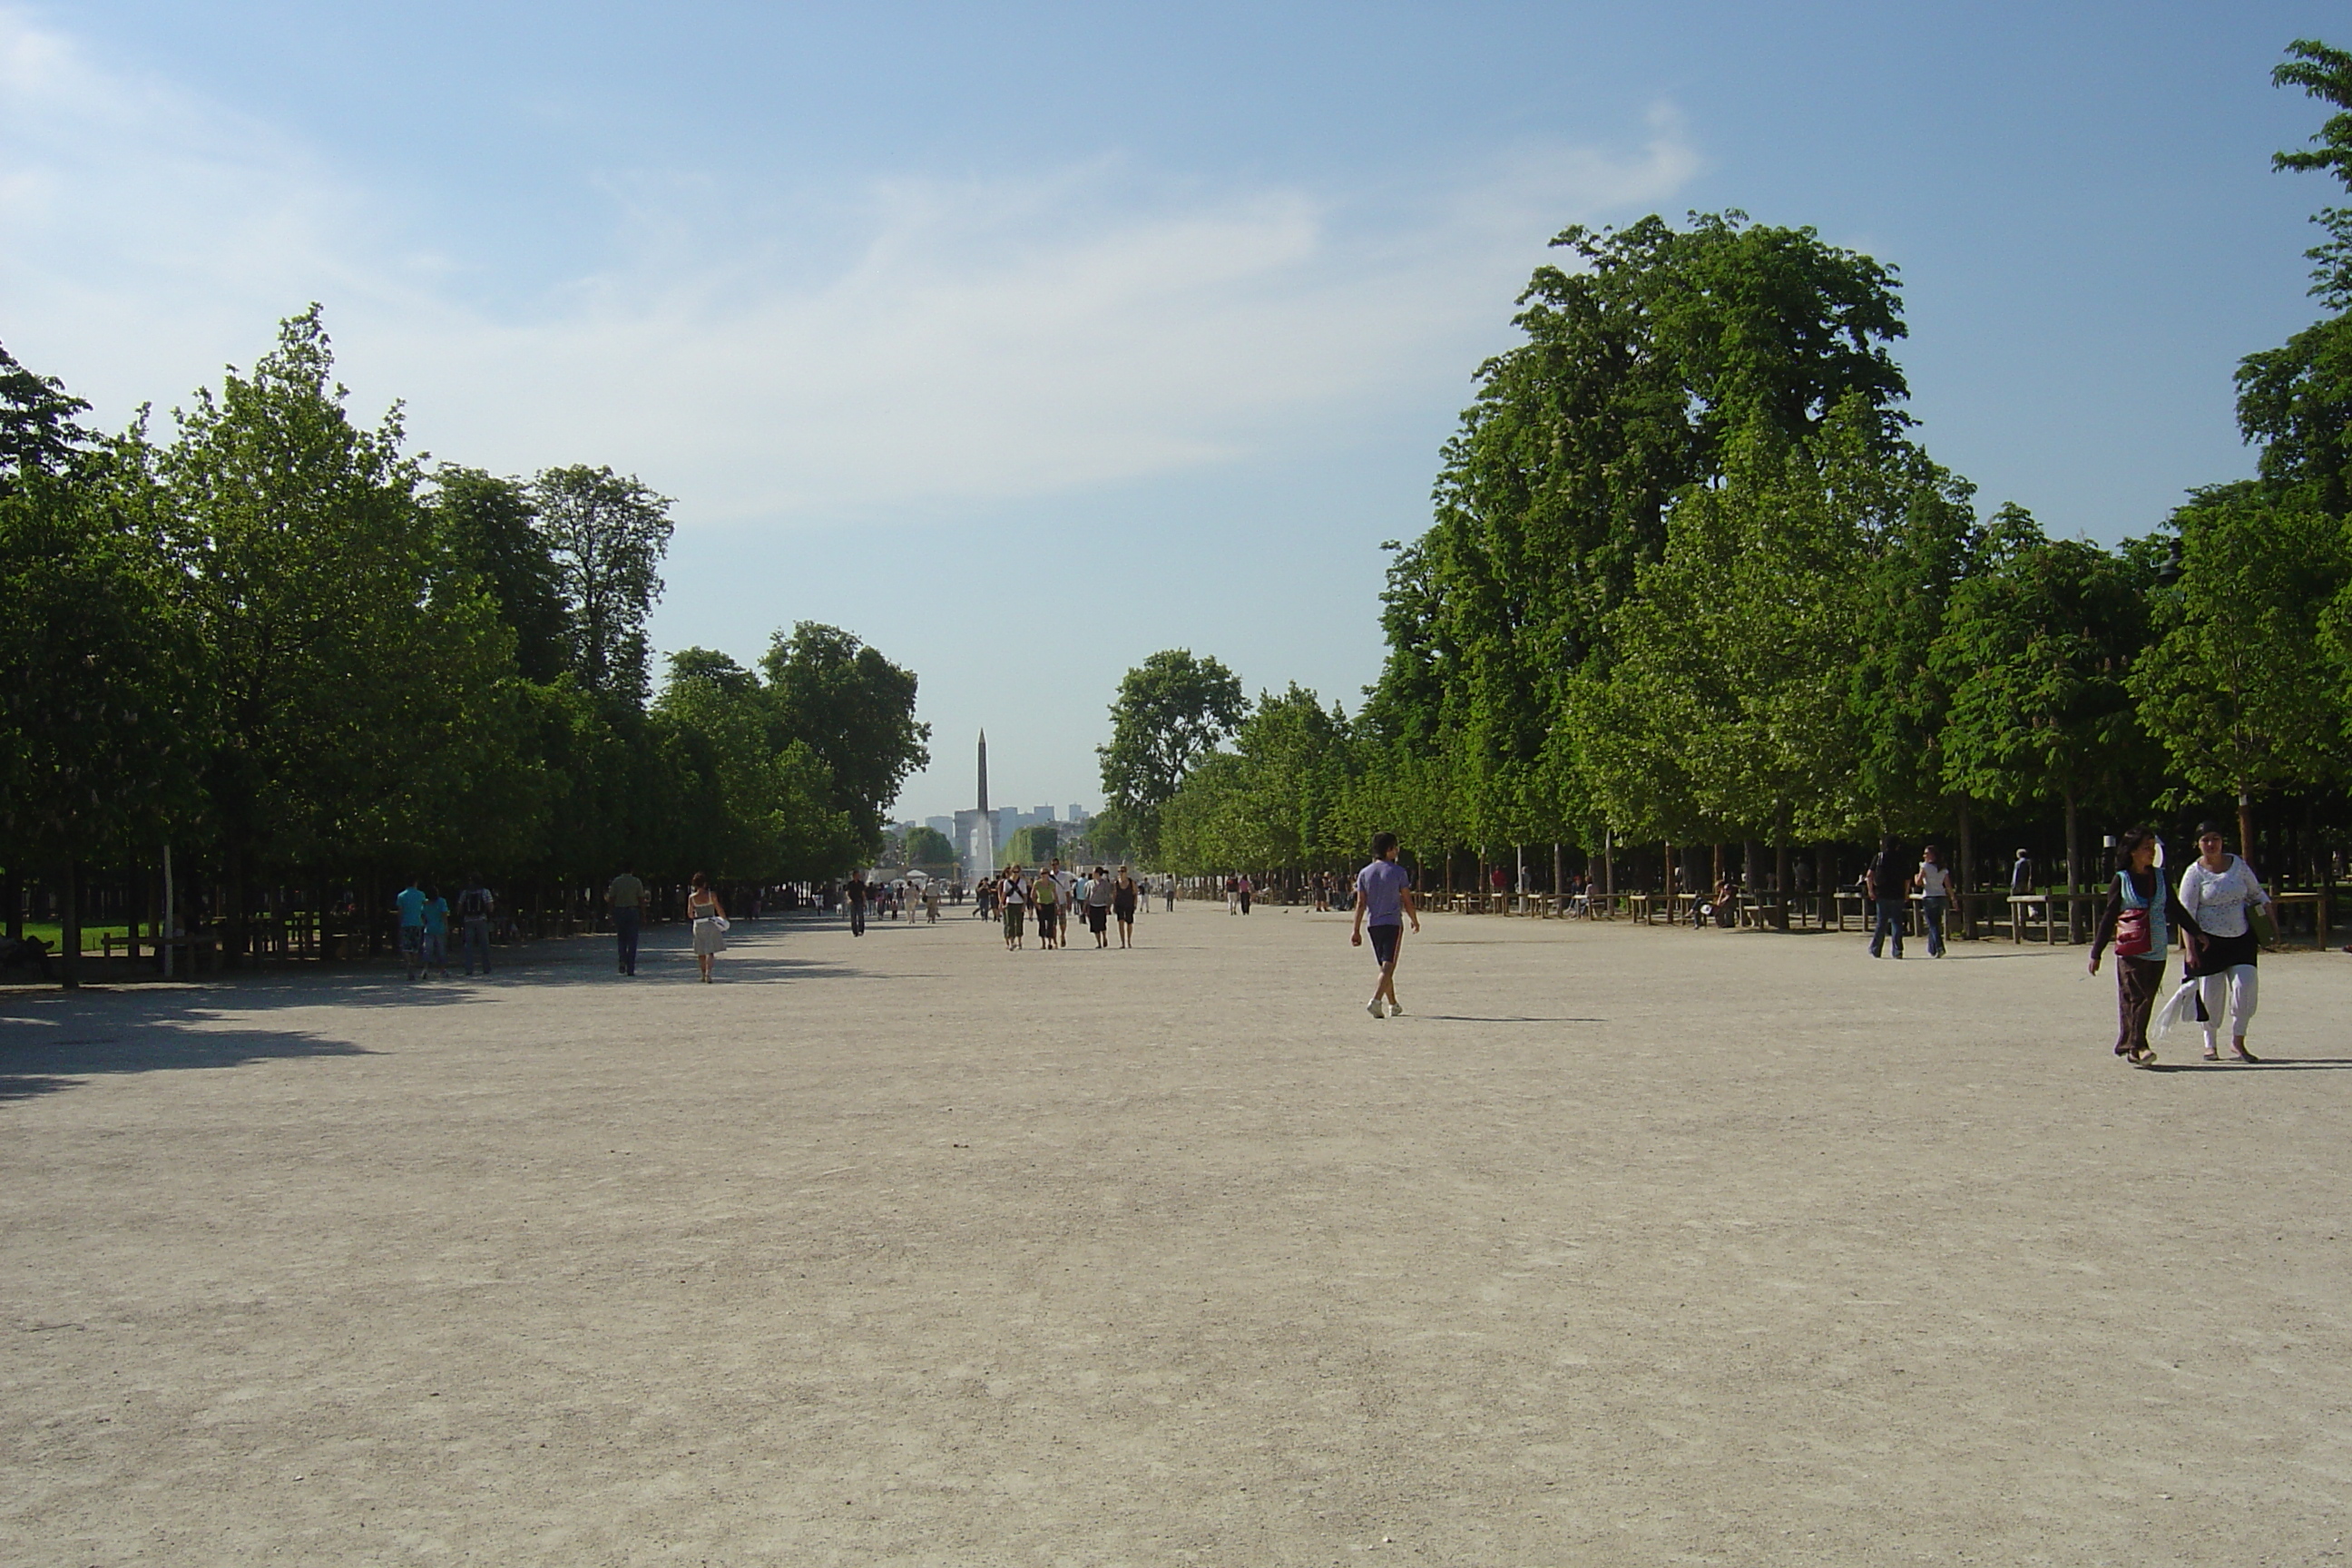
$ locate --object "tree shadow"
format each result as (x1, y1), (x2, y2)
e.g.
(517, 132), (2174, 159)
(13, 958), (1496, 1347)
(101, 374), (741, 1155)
(0, 1000), (383, 1105)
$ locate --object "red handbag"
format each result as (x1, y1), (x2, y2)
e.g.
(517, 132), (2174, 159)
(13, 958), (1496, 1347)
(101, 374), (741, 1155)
(2113, 874), (2152, 957)
(2114, 906), (2151, 957)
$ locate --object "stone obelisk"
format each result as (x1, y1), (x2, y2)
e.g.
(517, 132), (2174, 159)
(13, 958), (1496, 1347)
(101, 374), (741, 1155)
(969, 730), (994, 877)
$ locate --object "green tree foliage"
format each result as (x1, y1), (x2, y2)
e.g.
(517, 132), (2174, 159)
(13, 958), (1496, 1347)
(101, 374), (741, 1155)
(1376, 211), (1916, 857)
(1157, 685), (1352, 874)
(1143, 47), (2352, 892)
(760, 622), (932, 851)
(1, 308), (923, 957)
(2238, 40), (2352, 514)
(0, 342), (95, 494)
(0, 430), (206, 984)
(652, 648), (865, 882)
(535, 464), (673, 704)
(1936, 507), (2153, 897)
(160, 307), (545, 915)
(429, 466), (568, 682)
(1001, 823), (1059, 867)
(1096, 650), (1249, 858)
(902, 826), (957, 865)
(2128, 489), (2348, 854)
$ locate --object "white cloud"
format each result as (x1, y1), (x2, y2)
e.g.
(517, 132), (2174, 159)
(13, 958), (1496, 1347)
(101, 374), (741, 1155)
(0, 8), (1698, 524)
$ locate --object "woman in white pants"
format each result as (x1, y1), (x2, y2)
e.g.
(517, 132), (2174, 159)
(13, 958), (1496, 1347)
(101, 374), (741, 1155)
(2176, 821), (2272, 1063)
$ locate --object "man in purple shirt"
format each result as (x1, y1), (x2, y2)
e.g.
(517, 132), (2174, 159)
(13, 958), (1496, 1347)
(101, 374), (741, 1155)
(1350, 832), (1421, 1018)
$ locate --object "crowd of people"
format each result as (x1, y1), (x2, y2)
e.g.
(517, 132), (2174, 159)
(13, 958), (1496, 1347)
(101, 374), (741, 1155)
(971, 861), (1151, 951)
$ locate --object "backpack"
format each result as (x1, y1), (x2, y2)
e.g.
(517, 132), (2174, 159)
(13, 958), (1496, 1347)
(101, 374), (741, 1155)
(458, 887), (490, 920)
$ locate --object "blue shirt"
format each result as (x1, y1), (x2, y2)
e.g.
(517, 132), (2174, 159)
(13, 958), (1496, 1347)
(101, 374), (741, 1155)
(422, 897), (449, 936)
(1356, 858), (1411, 927)
(395, 887), (426, 928)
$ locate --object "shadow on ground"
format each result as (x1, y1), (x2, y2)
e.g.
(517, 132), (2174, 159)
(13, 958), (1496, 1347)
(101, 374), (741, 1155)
(0, 917), (891, 1103)
(0, 1003), (381, 1104)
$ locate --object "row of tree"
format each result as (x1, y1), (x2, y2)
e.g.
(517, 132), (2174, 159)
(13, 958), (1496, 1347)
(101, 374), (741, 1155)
(0, 307), (929, 982)
(1102, 41), (2352, 902)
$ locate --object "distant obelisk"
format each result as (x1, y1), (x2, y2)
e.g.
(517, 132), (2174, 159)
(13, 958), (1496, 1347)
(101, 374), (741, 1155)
(963, 729), (995, 877)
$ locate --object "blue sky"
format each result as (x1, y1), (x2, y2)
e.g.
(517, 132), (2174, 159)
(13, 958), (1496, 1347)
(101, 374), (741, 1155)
(2, 1), (2341, 820)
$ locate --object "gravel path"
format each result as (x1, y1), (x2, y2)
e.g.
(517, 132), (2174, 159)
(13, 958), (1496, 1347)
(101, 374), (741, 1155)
(5, 906), (2350, 1564)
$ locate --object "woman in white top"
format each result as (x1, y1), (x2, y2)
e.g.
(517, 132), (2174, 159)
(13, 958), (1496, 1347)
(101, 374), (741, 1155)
(688, 871), (727, 984)
(2175, 821), (2271, 1062)
(1914, 845), (1955, 957)
(1001, 867), (1028, 951)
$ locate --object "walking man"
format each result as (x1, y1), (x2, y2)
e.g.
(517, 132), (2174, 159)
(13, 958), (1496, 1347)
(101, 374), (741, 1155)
(1867, 835), (1907, 959)
(1350, 832), (1420, 1018)
(456, 875), (495, 975)
(607, 867), (647, 975)
(847, 871), (869, 937)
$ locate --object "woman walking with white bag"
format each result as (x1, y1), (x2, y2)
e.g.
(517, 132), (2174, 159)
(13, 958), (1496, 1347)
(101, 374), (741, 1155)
(2172, 822), (2273, 1062)
(689, 871), (729, 984)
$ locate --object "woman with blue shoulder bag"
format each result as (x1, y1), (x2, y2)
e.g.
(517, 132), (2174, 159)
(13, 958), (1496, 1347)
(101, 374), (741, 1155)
(2089, 828), (2201, 1067)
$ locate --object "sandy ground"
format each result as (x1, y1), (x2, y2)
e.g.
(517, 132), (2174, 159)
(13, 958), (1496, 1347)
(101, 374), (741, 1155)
(4, 903), (2351, 1566)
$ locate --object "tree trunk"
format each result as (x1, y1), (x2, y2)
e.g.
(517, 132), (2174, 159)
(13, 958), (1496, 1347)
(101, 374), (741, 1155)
(2063, 788), (2082, 944)
(2238, 789), (2257, 876)
(3, 870), (18, 942)
(1602, 830), (1614, 897)
(1774, 804), (1791, 932)
(1956, 796), (1975, 940)
(1663, 842), (1676, 905)
(1552, 842), (1563, 910)
(60, 858), (82, 991)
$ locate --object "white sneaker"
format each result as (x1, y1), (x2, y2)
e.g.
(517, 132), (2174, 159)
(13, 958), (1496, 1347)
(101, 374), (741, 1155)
(1367, 997), (1385, 1019)
(1387, 1002), (1405, 1017)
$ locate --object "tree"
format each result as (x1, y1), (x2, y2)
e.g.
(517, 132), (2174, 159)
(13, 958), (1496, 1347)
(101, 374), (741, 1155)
(1370, 211), (1917, 863)
(2128, 488), (2347, 857)
(162, 307), (544, 942)
(1097, 650), (1249, 858)
(760, 622), (931, 849)
(1002, 823), (1059, 867)
(535, 464), (673, 704)
(2236, 40), (2352, 515)
(0, 342), (95, 495)
(1570, 412), (1877, 902)
(0, 430), (206, 985)
(1934, 508), (2152, 908)
(429, 466), (566, 682)
(902, 826), (956, 865)
(655, 647), (866, 882)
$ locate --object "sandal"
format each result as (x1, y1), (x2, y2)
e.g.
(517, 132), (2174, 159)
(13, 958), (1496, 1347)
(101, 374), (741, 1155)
(2130, 1049), (2156, 1067)
(2234, 1045), (2261, 1063)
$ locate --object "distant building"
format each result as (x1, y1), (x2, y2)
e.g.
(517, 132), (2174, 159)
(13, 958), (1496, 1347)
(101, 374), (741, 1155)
(924, 816), (955, 839)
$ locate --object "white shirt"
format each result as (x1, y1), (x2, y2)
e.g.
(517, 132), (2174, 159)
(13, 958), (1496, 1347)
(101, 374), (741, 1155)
(1916, 863), (1951, 897)
(2178, 855), (2266, 939)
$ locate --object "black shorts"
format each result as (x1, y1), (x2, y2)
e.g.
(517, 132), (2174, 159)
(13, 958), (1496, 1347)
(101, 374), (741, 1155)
(1368, 924), (1401, 965)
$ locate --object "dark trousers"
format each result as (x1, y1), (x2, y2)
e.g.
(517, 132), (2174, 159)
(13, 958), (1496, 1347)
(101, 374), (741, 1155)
(1869, 898), (1906, 957)
(462, 917), (490, 974)
(1922, 897), (1947, 956)
(615, 908), (641, 975)
(850, 903), (866, 936)
(2115, 956), (2163, 1054)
